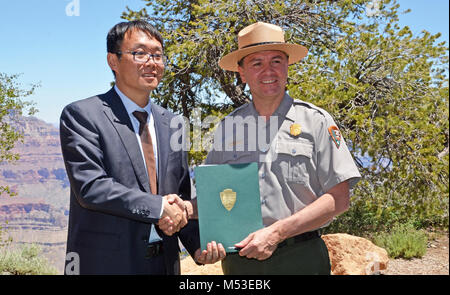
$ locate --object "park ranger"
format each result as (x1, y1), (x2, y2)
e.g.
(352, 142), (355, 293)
(205, 22), (361, 274)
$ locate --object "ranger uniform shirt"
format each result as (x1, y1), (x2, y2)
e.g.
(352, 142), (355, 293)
(205, 93), (361, 227)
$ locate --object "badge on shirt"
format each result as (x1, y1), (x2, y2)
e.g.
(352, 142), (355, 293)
(328, 126), (341, 149)
(290, 123), (302, 137)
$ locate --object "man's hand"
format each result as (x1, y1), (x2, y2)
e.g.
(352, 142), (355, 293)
(158, 194), (188, 236)
(234, 226), (281, 261)
(194, 241), (226, 264)
(184, 198), (198, 220)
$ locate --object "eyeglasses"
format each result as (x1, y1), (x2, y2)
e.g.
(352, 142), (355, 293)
(116, 51), (167, 65)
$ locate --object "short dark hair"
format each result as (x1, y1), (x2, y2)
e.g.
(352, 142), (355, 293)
(107, 20), (164, 77)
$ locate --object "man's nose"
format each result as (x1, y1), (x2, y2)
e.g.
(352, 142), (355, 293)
(261, 62), (276, 73)
(144, 57), (157, 66)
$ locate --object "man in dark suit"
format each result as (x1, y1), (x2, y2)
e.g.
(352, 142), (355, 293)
(60, 20), (224, 275)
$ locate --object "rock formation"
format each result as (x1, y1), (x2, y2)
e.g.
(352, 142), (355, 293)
(322, 233), (389, 275)
(1, 116), (69, 273)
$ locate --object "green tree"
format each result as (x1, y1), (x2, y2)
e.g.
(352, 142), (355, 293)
(0, 72), (37, 245)
(122, 0), (449, 232)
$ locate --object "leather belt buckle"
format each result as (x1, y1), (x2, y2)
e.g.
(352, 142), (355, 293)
(145, 241), (163, 259)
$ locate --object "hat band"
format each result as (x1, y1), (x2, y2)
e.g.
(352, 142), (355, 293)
(240, 41), (284, 49)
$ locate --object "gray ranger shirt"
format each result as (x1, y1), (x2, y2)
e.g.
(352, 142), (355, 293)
(205, 93), (361, 227)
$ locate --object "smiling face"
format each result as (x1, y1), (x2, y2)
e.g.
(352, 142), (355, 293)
(107, 29), (165, 106)
(238, 50), (289, 105)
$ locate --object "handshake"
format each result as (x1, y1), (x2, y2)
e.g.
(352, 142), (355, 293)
(158, 194), (196, 236)
(158, 194), (226, 264)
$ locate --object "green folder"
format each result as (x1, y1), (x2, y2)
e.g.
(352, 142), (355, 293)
(194, 162), (263, 253)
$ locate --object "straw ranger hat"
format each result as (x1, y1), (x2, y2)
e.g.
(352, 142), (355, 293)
(218, 22), (308, 72)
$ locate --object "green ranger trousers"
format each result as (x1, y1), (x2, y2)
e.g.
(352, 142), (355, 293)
(221, 236), (331, 275)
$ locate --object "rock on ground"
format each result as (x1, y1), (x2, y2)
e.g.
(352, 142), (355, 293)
(322, 233), (389, 275)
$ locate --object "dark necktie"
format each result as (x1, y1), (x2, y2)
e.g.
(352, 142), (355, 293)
(133, 111), (158, 194)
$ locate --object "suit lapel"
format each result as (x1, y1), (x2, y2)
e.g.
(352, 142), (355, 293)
(101, 88), (151, 193)
(151, 103), (170, 191)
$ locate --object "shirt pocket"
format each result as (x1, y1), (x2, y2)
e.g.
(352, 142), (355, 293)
(275, 140), (313, 183)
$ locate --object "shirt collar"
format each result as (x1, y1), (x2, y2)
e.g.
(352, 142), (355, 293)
(114, 85), (152, 119)
(274, 93), (295, 122)
(249, 92), (294, 121)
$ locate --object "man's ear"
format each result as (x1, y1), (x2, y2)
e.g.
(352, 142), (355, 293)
(107, 53), (119, 74)
(237, 66), (246, 84)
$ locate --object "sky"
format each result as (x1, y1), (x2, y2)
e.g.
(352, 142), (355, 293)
(0, 0), (448, 125)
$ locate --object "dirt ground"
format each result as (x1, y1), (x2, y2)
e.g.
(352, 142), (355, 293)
(381, 234), (449, 275)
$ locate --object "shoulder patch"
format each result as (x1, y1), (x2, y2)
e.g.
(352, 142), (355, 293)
(328, 125), (341, 149)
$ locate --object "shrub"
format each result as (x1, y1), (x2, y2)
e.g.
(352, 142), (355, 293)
(0, 244), (57, 275)
(373, 223), (428, 259)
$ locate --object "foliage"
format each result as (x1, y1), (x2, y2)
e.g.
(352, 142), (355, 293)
(122, 1), (449, 230)
(0, 72), (37, 246)
(372, 223), (428, 259)
(0, 222), (13, 250)
(0, 244), (58, 275)
(188, 108), (231, 165)
(0, 72), (38, 195)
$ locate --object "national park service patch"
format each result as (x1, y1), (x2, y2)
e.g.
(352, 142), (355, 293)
(328, 126), (341, 149)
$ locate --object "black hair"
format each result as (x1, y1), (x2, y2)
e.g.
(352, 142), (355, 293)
(237, 58), (244, 68)
(107, 20), (164, 77)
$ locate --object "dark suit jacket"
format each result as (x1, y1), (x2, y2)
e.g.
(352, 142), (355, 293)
(60, 88), (199, 274)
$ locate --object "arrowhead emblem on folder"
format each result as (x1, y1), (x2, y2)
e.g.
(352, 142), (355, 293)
(220, 189), (237, 211)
